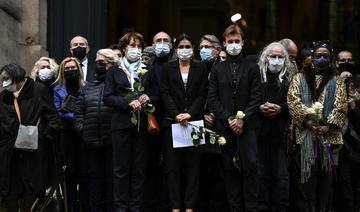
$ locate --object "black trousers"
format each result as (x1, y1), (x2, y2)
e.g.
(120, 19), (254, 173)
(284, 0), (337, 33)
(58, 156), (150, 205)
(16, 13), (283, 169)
(289, 147), (334, 212)
(258, 136), (289, 211)
(336, 148), (360, 212)
(112, 128), (148, 212)
(163, 127), (201, 209)
(60, 129), (85, 212)
(82, 146), (113, 212)
(220, 129), (258, 211)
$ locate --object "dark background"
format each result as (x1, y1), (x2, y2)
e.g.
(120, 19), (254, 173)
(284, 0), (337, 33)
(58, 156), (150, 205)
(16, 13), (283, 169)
(48, 0), (360, 63)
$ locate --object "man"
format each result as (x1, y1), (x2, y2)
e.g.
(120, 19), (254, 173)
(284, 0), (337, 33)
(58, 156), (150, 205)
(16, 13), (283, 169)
(207, 25), (262, 212)
(199, 34), (222, 74)
(279, 38), (298, 66)
(336, 50), (356, 78)
(143, 31), (174, 212)
(257, 42), (294, 212)
(70, 35), (95, 81)
(142, 46), (156, 65)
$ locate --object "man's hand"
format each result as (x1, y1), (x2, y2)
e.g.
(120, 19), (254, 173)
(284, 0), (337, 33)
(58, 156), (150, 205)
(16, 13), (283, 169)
(129, 100), (142, 111)
(228, 118), (244, 134)
(204, 113), (215, 127)
(176, 113), (191, 125)
(259, 102), (281, 118)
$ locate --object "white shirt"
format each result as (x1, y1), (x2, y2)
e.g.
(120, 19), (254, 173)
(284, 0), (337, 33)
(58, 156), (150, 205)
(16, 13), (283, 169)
(81, 58), (88, 80)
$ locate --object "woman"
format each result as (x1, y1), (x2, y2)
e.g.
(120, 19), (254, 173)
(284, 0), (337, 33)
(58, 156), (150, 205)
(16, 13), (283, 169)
(53, 57), (84, 212)
(30, 57), (58, 86)
(287, 41), (347, 212)
(160, 33), (208, 212)
(104, 32), (155, 212)
(74, 49), (119, 211)
(0, 63), (58, 211)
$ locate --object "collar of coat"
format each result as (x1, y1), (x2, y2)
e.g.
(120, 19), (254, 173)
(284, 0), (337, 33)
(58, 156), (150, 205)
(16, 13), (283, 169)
(3, 77), (34, 105)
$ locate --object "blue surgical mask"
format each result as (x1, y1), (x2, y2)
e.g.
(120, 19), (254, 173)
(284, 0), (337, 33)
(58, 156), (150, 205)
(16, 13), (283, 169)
(154, 43), (170, 57)
(200, 48), (214, 62)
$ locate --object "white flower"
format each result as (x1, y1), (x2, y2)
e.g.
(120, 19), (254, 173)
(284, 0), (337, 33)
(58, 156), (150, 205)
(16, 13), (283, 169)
(312, 102), (323, 114)
(192, 134), (199, 140)
(218, 136), (226, 145)
(209, 136), (216, 144)
(307, 108), (316, 114)
(235, 111), (246, 119)
(136, 67), (148, 76)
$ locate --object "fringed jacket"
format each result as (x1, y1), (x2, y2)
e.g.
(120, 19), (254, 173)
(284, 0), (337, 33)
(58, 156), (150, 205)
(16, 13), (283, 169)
(287, 73), (348, 145)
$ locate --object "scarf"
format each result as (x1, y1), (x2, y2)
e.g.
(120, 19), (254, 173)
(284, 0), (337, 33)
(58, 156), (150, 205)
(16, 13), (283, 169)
(299, 74), (336, 183)
(119, 57), (144, 90)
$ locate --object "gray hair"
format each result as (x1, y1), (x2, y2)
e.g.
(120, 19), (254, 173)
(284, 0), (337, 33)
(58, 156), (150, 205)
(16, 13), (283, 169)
(200, 34), (221, 49)
(258, 42), (294, 83)
(30, 57), (59, 80)
(97, 48), (120, 65)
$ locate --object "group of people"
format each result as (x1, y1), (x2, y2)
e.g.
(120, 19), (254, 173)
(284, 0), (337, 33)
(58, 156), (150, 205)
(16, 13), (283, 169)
(0, 23), (359, 212)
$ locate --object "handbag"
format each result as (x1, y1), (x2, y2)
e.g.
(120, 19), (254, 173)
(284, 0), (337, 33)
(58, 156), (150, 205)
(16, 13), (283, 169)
(147, 113), (160, 135)
(13, 98), (41, 151)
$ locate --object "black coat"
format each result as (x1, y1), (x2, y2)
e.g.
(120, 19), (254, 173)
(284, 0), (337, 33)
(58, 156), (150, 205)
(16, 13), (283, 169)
(160, 60), (208, 126)
(207, 57), (262, 131)
(103, 66), (156, 130)
(0, 78), (58, 195)
(73, 79), (113, 148)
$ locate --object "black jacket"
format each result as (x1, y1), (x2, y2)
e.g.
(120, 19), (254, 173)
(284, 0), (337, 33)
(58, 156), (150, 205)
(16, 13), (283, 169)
(207, 56), (262, 131)
(160, 60), (208, 126)
(73, 79), (113, 148)
(103, 66), (156, 130)
(0, 78), (58, 195)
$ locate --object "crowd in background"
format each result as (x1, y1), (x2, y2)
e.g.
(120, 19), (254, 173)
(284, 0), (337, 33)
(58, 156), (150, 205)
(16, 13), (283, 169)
(0, 23), (359, 212)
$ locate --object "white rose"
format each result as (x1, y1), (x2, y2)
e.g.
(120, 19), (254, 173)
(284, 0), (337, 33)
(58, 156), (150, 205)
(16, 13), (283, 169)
(209, 136), (216, 144)
(218, 136), (226, 145)
(137, 68), (148, 76)
(307, 108), (316, 114)
(192, 134), (199, 140)
(235, 111), (246, 119)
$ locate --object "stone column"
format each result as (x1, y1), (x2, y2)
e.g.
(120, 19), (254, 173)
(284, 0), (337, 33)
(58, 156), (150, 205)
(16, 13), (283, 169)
(0, 0), (48, 74)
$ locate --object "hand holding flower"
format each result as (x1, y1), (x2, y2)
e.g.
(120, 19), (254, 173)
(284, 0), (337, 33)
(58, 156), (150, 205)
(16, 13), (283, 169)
(129, 100), (142, 111)
(138, 94), (150, 105)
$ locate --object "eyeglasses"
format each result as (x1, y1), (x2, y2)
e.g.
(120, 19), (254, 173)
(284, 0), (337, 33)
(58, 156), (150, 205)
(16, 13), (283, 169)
(177, 45), (192, 49)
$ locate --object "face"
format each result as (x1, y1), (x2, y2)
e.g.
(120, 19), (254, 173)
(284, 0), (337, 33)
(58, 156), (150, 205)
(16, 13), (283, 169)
(152, 32), (172, 48)
(38, 60), (50, 70)
(96, 54), (113, 69)
(177, 39), (192, 50)
(200, 40), (218, 56)
(314, 48), (330, 59)
(124, 38), (142, 60)
(142, 55), (152, 64)
(219, 51), (227, 61)
(70, 36), (90, 54)
(288, 43), (298, 65)
(113, 49), (122, 58)
(268, 45), (285, 59)
(64, 60), (78, 72)
(223, 34), (243, 48)
(0, 71), (11, 83)
(336, 51), (354, 67)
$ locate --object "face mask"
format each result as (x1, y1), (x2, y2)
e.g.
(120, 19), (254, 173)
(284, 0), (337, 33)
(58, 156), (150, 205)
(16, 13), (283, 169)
(95, 63), (107, 75)
(200, 48), (214, 62)
(155, 43), (170, 57)
(226, 43), (242, 56)
(2, 79), (17, 92)
(338, 62), (355, 73)
(127, 47), (142, 62)
(312, 56), (331, 72)
(267, 57), (285, 73)
(177, 48), (193, 60)
(72, 46), (87, 61)
(38, 68), (53, 82)
(64, 69), (79, 84)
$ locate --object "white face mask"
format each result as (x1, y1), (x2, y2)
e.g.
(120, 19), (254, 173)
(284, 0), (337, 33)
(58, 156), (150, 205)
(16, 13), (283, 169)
(267, 56), (285, 73)
(126, 47), (142, 62)
(226, 43), (242, 56)
(177, 48), (193, 60)
(2, 79), (17, 92)
(38, 68), (53, 81)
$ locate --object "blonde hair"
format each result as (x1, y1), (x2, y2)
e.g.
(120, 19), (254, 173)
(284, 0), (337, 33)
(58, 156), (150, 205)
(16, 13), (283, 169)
(54, 57), (84, 85)
(96, 48), (120, 65)
(30, 57), (59, 80)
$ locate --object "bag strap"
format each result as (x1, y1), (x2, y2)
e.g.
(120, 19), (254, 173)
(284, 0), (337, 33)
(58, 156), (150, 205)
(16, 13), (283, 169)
(13, 98), (41, 125)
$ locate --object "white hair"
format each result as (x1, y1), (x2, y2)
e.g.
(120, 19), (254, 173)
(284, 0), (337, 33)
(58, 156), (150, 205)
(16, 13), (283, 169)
(30, 57), (59, 80)
(258, 42), (293, 83)
(96, 48), (120, 65)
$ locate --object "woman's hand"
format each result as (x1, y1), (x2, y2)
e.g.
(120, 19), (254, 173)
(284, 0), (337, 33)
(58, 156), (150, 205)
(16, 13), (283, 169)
(129, 100), (142, 111)
(138, 94), (150, 105)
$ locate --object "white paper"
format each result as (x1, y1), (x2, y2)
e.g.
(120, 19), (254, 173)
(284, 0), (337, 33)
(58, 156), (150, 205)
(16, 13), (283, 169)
(171, 120), (205, 148)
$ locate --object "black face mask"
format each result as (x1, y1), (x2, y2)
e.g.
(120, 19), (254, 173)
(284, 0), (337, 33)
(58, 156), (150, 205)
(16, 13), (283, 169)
(338, 62), (355, 73)
(71, 46), (87, 61)
(95, 63), (107, 81)
(64, 69), (79, 84)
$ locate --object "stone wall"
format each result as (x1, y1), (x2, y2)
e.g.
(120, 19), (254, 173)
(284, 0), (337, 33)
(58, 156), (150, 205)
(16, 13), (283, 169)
(0, 0), (48, 74)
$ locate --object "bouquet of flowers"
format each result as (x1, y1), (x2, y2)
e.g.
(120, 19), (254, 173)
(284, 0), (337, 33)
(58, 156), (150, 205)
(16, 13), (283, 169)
(124, 67), (155, 131)
(306, 101), (326, 124)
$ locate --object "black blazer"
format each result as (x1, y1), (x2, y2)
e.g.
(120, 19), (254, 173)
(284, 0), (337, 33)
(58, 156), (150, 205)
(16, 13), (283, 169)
(103, 66), (155, 130)
(86, 62), (95, 82)
(207, 57), (263, 131)
(160, 60), (208, 127)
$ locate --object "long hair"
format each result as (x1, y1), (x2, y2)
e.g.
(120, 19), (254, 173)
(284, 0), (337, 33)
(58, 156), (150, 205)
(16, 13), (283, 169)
(54, 57), (84, 86)
(258, 42), (294, 83)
